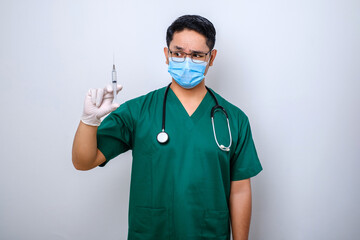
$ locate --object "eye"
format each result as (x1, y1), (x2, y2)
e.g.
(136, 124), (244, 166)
(192, 53), (205, 59)
(174, 52), (183, 57)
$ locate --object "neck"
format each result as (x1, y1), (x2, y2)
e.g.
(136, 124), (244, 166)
(170, 79), (207, 100)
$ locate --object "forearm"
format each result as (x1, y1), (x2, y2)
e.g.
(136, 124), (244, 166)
(229, 180), (252, 240)
(72, 121), (99, 170)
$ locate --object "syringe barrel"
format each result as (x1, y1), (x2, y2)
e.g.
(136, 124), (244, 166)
(112, 81), (117, 102)
(112, 71), (117, 83)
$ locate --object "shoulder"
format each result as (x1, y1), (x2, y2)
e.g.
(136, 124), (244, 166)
(126, 86), (166, 107)
(117, 86), (167, 117)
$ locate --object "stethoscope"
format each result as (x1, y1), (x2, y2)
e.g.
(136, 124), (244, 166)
(156, 83), (232, 151)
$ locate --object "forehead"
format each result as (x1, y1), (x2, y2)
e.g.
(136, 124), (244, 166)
(169, 29), (209, 52)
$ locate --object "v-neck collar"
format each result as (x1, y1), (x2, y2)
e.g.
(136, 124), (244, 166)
(167, 87), (213, 123)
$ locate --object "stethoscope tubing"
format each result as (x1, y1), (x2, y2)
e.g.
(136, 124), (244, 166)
(157, 83), (232, 151)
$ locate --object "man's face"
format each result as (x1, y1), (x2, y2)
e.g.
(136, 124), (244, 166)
(164, 29), (217, 76)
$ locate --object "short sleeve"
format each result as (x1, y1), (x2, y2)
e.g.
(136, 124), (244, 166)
(230, 116), (263, 181)
(96, 102), (134, 167)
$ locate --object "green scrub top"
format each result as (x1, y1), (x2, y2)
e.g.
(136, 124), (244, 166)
(97, 86), (262, 240)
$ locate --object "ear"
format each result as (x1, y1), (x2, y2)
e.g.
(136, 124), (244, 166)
(209, 49), (217, 66)
(164, 47), (169, 65)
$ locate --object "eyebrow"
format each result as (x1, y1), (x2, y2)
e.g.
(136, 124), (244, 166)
(173, 45), (208, 54)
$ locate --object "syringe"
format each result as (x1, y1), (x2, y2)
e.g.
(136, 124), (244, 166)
(112, 64), (117, 103)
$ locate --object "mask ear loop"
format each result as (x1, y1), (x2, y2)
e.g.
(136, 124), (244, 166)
(211, 106), (232, 152)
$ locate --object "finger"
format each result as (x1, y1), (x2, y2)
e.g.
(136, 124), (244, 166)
(103, 84), (114, 99)
(105, 84), (113, 93)
(96, 88), (104, 107)
(96, 103), (118, 119)
(105, 84), (122, 94)
(111, 102), (120, 110)
(116, 84), (123, 94)
(90, 89), (97, 104)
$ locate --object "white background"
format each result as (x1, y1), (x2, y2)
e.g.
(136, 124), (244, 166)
(0, 0), (359, 239)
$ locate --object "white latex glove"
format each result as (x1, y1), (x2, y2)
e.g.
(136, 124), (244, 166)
(81, 84), (123, 126)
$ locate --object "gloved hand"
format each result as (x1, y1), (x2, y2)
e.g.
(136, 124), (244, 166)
(81, 84), (123, 126)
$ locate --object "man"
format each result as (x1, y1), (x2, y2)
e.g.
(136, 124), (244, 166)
(72, 15), (262, 240)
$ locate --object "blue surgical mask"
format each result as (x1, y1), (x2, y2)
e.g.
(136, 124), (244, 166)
(168, 58), (207, 89)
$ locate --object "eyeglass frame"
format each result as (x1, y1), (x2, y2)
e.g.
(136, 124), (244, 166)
(168, 49), (213, 64)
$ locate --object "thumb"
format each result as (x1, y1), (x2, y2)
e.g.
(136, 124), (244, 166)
(110, 102), (120, 111)
(105, 84), (123, 94)
(96, 103), (120, 119)
(116, 84), (123, 94)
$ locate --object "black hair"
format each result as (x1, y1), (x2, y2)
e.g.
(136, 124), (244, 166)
(166, 15), (216, 51)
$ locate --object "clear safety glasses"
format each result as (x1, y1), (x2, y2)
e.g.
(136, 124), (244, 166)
(168, 49), (212, 64)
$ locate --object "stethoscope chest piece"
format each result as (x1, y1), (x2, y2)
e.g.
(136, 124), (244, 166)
(157, 83), (231, 151)
(157, 130), (169, 144)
